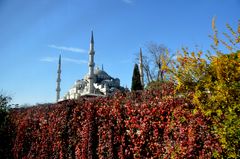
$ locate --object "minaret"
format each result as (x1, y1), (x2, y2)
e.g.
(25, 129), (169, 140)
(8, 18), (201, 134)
(139, 48), (144, 88)
(88, 31), (95, 94)
(56, 54), (61, 102)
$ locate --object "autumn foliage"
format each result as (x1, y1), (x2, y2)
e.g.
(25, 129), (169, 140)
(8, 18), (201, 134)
(170, 19), (240, 158)
(5, 85), (222, 158)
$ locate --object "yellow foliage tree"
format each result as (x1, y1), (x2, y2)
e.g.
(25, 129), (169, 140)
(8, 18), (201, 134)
(171, 19), (240, 158)
(194, 51), (240, 158)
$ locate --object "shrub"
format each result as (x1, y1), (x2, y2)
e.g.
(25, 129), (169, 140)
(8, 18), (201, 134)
(7, 90), (221, 158)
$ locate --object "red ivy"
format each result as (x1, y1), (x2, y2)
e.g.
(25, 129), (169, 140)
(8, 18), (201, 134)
(7, 88), (221, 158)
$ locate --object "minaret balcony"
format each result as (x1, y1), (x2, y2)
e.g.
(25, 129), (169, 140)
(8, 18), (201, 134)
(89, 51), (95, 55)
(88, 63), (95, 67)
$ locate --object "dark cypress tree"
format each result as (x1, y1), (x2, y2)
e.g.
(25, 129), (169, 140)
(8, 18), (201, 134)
(131, 64), (143, 91)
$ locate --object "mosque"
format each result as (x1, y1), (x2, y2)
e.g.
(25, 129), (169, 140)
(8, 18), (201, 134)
(55, 32), (128, 102)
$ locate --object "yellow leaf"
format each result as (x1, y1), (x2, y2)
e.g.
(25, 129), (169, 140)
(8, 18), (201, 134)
(212, 16), (216, 30)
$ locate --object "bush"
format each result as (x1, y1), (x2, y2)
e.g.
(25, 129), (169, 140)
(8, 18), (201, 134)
(7, 90), (221, 158)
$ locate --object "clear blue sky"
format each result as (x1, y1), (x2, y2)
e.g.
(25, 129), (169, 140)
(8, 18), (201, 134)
(0, 0), (239, 105)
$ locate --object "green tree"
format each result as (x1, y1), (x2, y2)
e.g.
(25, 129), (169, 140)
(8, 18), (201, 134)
(131, 64), (143, 91)
(0, 94), (11, 129)
(0, 94), (12, 157)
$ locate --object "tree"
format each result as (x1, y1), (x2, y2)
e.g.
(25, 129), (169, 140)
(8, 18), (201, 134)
(0, 94), (12, 158)
(170, 19), (240, 158)
(170, 49), (208, 95)
(131, 64), (143, 91)
(0, 94), (11, 110)
(141, 42), (174, 85)
(0, 94), (11, 128)
(194, 51), (240, 158)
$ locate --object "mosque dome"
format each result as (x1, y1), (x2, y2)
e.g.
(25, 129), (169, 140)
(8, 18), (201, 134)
(94, 68), (111, 80)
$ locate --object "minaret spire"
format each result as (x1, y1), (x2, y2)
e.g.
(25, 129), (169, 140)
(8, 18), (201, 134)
(91, 30), (94, 44)
(56, 54), (61, 102)
(139, 48), (144, 88)
(88, 31), (95, 94)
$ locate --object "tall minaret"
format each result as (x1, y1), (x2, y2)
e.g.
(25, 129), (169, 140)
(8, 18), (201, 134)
(139, 48), (144, 88)
(88, 31), (95, 94)
(56, 54), (61, 102)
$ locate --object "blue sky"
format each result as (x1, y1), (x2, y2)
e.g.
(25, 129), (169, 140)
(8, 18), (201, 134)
(0, 0), (239, 105)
